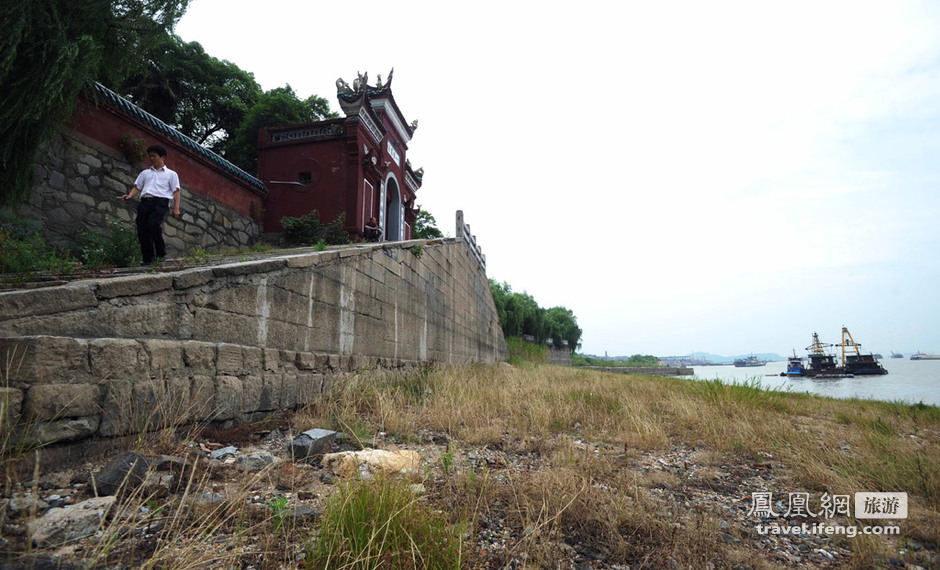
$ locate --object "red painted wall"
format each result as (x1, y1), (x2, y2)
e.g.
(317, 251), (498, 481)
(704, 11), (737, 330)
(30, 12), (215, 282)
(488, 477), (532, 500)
(258, 120), (355, 233)
(259, 118), (417, 239)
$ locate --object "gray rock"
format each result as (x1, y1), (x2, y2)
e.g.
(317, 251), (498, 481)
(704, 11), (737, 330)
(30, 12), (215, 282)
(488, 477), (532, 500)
(7, 493), (50, 518)
(91, 451), (149, 496)
(210, 446), (238, 460)
(151, 454), (190, 472)
(196, 492), (225, 504)
(289, 428), (337, 461)
(236, 451), (278, 472)
(289, 504), (320, 521)
(16, 415), (100, 446)
(28, 496), (116, 547)
(142, 471), (178, 497)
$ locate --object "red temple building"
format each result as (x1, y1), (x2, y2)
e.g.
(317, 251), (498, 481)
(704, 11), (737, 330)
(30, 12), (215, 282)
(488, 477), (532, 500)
(258, 70), (423, 241)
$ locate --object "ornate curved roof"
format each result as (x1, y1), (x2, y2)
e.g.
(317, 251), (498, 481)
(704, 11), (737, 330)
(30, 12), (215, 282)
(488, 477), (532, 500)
(335, 69), (415, 142)
(89, 83), (266, 194)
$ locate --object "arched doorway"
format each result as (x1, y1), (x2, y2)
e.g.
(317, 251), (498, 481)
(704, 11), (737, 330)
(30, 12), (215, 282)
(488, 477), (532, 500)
(385, 175), (403, 241)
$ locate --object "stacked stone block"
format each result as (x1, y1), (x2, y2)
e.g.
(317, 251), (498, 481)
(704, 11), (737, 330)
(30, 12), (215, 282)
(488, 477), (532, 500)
(0, 239), (508, 446)
(0, 334), (428, 446)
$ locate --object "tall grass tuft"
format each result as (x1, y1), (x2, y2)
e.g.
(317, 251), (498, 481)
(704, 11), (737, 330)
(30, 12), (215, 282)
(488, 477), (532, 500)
(505, 336), (549, 365)
(307, 476), (464, 569)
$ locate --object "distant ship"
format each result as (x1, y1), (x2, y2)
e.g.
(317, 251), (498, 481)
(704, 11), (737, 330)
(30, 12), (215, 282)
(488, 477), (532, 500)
(890, 352), (904, 359)
(911, 352), (940, 361)
(733, 355), (767, 367)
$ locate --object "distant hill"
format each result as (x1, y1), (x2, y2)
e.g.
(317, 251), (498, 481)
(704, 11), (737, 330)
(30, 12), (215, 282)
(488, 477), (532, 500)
(658, 351), (786, 364)
(582, 352), (786, 364)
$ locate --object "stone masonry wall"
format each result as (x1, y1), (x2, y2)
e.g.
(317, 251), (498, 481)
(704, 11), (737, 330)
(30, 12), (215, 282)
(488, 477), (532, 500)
(549, 346), (572, 366)
(0, 238), (507, 446)
(1, 130), (260, 254)
(0, 335), (413, 446)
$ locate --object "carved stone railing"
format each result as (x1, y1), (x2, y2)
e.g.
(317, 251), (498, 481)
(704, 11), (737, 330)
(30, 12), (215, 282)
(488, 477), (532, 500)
(456, 210), (486, 271)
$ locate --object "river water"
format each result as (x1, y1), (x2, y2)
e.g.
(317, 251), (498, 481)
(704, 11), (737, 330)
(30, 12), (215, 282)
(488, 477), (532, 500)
(683, 358), (940, 406)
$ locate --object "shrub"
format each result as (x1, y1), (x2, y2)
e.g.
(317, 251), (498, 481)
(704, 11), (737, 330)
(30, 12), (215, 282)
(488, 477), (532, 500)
(118, 134), (147, 162)
(281, 210), (350, 246)
(0, 226), (74, 283)
(506, 336), (549, 366)
(571, 354), (662, 367)
(79, 219), (140, 269)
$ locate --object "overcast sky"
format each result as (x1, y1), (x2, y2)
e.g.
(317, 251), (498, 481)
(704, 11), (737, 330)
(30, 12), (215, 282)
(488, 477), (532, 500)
(176, 0), (940, 357)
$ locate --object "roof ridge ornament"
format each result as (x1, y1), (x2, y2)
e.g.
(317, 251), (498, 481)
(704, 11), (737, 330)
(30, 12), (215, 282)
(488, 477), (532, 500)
(336, 68), (394, 99)
(336, 68), (396, 117)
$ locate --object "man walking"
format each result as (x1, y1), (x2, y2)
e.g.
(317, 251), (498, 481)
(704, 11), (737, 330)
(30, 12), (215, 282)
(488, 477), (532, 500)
(122, 145), (181, 265)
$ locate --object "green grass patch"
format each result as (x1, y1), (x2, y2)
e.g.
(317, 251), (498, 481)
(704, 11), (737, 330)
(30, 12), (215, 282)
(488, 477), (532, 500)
(505, 336), (549, 366)
(307, 476), (464, 569)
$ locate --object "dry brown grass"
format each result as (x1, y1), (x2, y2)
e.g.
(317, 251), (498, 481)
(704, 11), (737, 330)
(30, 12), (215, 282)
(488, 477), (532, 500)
(4, 362), (938, 568)
(296, 364), (940, 567)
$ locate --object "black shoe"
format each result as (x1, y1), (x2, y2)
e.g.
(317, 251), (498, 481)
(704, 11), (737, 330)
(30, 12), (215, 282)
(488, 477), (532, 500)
(141, 261), (153, 267)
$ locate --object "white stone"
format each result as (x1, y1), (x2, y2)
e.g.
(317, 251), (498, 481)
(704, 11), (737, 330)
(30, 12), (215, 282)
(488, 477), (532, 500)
(28, 496), (116, 547)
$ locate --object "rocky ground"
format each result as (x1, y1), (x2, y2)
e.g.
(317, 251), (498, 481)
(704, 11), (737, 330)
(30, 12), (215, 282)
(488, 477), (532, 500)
(1, 419), (935, 569)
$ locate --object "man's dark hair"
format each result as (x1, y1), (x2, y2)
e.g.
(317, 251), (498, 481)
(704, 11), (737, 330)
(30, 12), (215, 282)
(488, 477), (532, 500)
(146, 145), (168, 157)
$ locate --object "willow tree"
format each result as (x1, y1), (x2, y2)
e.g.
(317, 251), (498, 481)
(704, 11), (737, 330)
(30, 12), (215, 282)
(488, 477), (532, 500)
(0, 0), (190, 205)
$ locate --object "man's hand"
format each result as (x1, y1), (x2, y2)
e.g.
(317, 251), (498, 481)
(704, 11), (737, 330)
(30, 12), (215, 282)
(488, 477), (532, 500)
(173, 206), (181, 218)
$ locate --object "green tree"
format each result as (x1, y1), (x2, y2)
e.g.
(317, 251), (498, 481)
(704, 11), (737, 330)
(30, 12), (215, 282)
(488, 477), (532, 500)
(412, 209), (443, 239)
(545, 306), (582, 353)
(626, 354), (660, 366)
(225, 85), (338, 174)
(488, 280), (553, 345)
(116, 35), (262, 154)
(0, 0), (190, 205)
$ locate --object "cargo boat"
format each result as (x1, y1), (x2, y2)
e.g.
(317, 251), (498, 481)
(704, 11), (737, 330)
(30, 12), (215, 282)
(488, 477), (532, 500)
(784, 350), (806, 376)
(733, 355), (767, 367)
(791, 328), (888, 377)
(911, 352), (940, 360)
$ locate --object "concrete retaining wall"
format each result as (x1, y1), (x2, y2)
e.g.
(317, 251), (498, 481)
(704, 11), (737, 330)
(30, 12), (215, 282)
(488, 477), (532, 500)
(0, 238), (507, 446)
(549, 346), (572, 366)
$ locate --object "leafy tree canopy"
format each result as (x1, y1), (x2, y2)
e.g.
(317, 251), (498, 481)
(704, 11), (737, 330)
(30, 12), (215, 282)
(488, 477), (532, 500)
(0, 0), (190, 205)
(489, 280), (582, 352)
(114, 35), (262, 154)
(545, 306), (583, 353)
(412, 209), (443, 239)
(571, 354), (661, 367)
(224, 85), (338, 174)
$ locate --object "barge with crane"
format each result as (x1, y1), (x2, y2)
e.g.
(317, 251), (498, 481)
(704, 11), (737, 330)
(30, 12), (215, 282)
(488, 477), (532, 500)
(784, 327), (888, 377)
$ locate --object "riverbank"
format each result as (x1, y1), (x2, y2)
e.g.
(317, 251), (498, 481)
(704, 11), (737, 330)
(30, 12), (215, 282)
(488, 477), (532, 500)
(2, 364), (938, 568)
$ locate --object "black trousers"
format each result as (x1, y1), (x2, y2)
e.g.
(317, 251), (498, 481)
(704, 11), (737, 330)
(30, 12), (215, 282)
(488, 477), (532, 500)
(136, 197), (169, 263)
